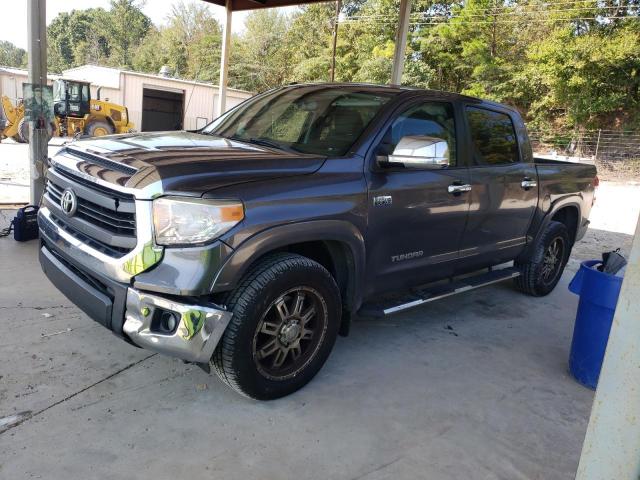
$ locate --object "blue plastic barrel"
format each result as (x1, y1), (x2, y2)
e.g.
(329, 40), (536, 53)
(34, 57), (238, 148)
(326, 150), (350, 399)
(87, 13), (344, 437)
(568, 260), (623, 389)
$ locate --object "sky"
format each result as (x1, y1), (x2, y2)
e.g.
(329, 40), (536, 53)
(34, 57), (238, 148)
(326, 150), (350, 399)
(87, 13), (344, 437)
(1, 0), (250, 50)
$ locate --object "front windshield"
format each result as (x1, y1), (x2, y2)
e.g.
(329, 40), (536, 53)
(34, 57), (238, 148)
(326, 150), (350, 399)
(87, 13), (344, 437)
(202, 87), (395, 156)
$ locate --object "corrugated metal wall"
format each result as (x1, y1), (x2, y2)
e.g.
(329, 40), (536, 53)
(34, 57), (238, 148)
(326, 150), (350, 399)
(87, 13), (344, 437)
(121, 73), (251, 131)
(0, 71), (56, 102)
(0, 66), (253, 132)
(90, 86), (121, 105)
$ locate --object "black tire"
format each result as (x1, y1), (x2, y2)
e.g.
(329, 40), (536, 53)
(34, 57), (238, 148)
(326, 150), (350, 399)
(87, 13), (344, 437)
(212, 253), (341, 400)
(514, 221), (571, 296)
(86, 121), (114, 137)
(17, 117), (29, 143)
(17, 118), (53, 143)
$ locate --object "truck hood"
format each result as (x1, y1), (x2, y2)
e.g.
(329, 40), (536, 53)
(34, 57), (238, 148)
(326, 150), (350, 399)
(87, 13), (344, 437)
(53, 131), (326, 198)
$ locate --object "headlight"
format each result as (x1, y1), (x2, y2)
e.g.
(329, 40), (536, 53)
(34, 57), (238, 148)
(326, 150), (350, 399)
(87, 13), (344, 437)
(152, 197), (244, 246)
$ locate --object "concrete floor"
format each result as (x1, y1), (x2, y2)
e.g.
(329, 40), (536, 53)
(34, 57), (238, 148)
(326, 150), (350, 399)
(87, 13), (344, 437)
(0, 196), (637, 478)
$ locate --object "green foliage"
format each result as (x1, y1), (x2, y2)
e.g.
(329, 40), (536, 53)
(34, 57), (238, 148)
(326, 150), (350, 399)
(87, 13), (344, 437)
(132, 1), (222, 82)
(41, 0), (640, 130)
(229, 9), (292, 91)
(528, 24), (640, 127)
(108, 0), (152, 68)
(0, 41), (27, 68)
(47, 8), (112, 72)
(47, 2), (148, 71)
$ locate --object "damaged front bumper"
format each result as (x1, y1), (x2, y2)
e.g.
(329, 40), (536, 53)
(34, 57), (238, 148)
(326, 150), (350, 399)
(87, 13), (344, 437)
(123, 289), (232, 364)
(39, 206), (232, 364)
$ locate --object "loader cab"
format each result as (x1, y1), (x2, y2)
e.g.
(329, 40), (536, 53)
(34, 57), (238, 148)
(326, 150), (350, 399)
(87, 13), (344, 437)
(53, 79), (90, 118)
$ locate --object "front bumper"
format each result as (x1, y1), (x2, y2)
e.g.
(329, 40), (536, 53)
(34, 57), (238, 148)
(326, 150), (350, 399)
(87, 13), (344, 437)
(39, 238), (232, 364)
(123, 289), (232, 363)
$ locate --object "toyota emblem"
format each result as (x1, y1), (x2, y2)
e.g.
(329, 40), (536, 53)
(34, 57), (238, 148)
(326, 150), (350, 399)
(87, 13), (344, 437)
(60, 188), (78, 216)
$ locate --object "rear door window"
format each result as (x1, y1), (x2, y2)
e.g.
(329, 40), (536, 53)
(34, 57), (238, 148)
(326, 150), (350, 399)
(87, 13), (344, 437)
(466, 107), (519, 165)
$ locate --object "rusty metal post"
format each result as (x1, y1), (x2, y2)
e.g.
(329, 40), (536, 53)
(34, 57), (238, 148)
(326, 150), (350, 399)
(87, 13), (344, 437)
(576, 212), (640, 479)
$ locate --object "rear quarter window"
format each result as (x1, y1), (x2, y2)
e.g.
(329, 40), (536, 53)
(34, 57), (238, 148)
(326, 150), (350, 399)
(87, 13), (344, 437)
(466, 107), (519, 165)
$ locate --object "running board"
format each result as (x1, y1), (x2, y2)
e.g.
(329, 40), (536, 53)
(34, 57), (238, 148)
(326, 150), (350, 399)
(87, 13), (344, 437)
(358, 267), (521, 317)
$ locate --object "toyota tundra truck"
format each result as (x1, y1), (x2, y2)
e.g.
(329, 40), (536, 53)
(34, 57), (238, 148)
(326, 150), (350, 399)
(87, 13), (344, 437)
(38, 84), (597, 399)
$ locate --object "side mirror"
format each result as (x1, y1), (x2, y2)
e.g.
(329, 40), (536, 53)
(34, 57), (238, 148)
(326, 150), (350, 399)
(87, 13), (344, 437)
(375, 142), (394, 166)
(384, 135), (450, 169)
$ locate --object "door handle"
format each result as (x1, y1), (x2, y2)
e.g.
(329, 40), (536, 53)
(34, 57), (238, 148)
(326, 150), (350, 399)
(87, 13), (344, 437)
(521, 178), (538, 190)
(448, 184), (472, 194)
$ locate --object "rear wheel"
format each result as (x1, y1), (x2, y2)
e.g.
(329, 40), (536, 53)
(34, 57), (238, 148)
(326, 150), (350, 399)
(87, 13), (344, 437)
(514, 221), (571, 296)
(212, 253), (341, 400)
(17, 118), (53, 143)
(17, 117), (29, 143)
(86, 121), (114, 137)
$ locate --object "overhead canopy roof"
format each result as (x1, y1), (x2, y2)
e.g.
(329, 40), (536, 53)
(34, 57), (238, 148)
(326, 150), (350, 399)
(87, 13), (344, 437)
(202, 0), (329, 11)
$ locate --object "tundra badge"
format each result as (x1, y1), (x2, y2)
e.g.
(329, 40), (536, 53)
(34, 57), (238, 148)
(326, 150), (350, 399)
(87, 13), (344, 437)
(373, 195), (392, 206)
(391, 251), (424, 262)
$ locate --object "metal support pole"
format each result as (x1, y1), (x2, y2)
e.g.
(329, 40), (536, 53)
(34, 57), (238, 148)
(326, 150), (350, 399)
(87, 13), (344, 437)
(391, 0), (411, 85)
(217, 0), (232, 117)
(27, 0), (47, 204)
(330, 0), (341, 82)
(594, 129), (601, 161)
(576, 212), (640, 479)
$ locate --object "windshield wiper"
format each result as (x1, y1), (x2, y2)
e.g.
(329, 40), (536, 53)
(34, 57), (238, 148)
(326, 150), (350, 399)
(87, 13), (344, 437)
(230, 136), (295, 152)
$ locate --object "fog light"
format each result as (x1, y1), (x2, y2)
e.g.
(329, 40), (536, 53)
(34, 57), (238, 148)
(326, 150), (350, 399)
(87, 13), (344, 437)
(150, 309), (180, 334)
(160, 311), (178, 333)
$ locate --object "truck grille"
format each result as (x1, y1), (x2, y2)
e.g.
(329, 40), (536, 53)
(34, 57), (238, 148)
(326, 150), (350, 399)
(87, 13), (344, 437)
(46, 181), (136, 236)
(44, 166), (137, 258)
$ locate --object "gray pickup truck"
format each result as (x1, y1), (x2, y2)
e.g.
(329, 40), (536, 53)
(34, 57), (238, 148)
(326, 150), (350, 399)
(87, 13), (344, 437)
(38, 84), (597, 399)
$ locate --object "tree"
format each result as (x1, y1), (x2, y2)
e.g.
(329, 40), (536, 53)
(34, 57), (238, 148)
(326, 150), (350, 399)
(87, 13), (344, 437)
(107, 0), (152, 68)
(43, 0), (640, 131)
(47, 3), (150, 72)
(132, 1), (221, 81)
(229, 9), (292, 91)
(0, 41), (27, 68)
(47, 8), (111, 72)
(527, 24), (640, 128)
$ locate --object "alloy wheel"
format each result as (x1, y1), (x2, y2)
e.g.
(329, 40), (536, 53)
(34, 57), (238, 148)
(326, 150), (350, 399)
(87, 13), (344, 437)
(252, 286), (328, 381)
(541, 237), (565, 284)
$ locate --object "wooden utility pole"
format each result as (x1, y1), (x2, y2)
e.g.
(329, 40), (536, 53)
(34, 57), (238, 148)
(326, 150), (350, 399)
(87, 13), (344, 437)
(330, 0), (341, 82)
(27, 0), (47, 204)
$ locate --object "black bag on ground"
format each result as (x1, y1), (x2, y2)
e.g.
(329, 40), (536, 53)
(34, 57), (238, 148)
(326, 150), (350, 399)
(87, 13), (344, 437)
(0, 205), (40, 241)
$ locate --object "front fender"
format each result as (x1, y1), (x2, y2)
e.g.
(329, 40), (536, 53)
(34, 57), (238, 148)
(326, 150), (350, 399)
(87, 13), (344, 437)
(211, 219), (366, 308)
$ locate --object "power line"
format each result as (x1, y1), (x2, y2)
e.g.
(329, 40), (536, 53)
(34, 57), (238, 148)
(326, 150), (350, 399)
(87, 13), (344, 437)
(339, 16), (637, 26)
(345, 6), (639, 21)
(345, 0), (640, 16)
(346, 8), (638, 21)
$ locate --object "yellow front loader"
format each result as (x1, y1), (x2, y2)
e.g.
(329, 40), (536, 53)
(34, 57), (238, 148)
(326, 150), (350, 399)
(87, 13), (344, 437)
(0, 95), (27, 143)
(0, 79), (135, 143)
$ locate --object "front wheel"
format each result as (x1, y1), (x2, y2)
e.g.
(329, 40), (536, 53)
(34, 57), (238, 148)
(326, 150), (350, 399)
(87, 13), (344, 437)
(86, 121), (114, 137)
(212, 253), (341, 400)
(514, 221), (571, 296)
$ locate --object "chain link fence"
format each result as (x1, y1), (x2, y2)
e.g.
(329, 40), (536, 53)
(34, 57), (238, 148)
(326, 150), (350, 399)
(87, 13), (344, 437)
(529, 130), (640, 180)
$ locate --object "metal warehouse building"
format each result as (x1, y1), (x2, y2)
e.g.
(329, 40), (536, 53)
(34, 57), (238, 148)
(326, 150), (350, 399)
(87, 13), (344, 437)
(0, 64), (253, 132)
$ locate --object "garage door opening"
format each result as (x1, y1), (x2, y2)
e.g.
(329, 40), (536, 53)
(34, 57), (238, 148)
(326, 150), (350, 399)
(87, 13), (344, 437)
(141, 87), (184, 131)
